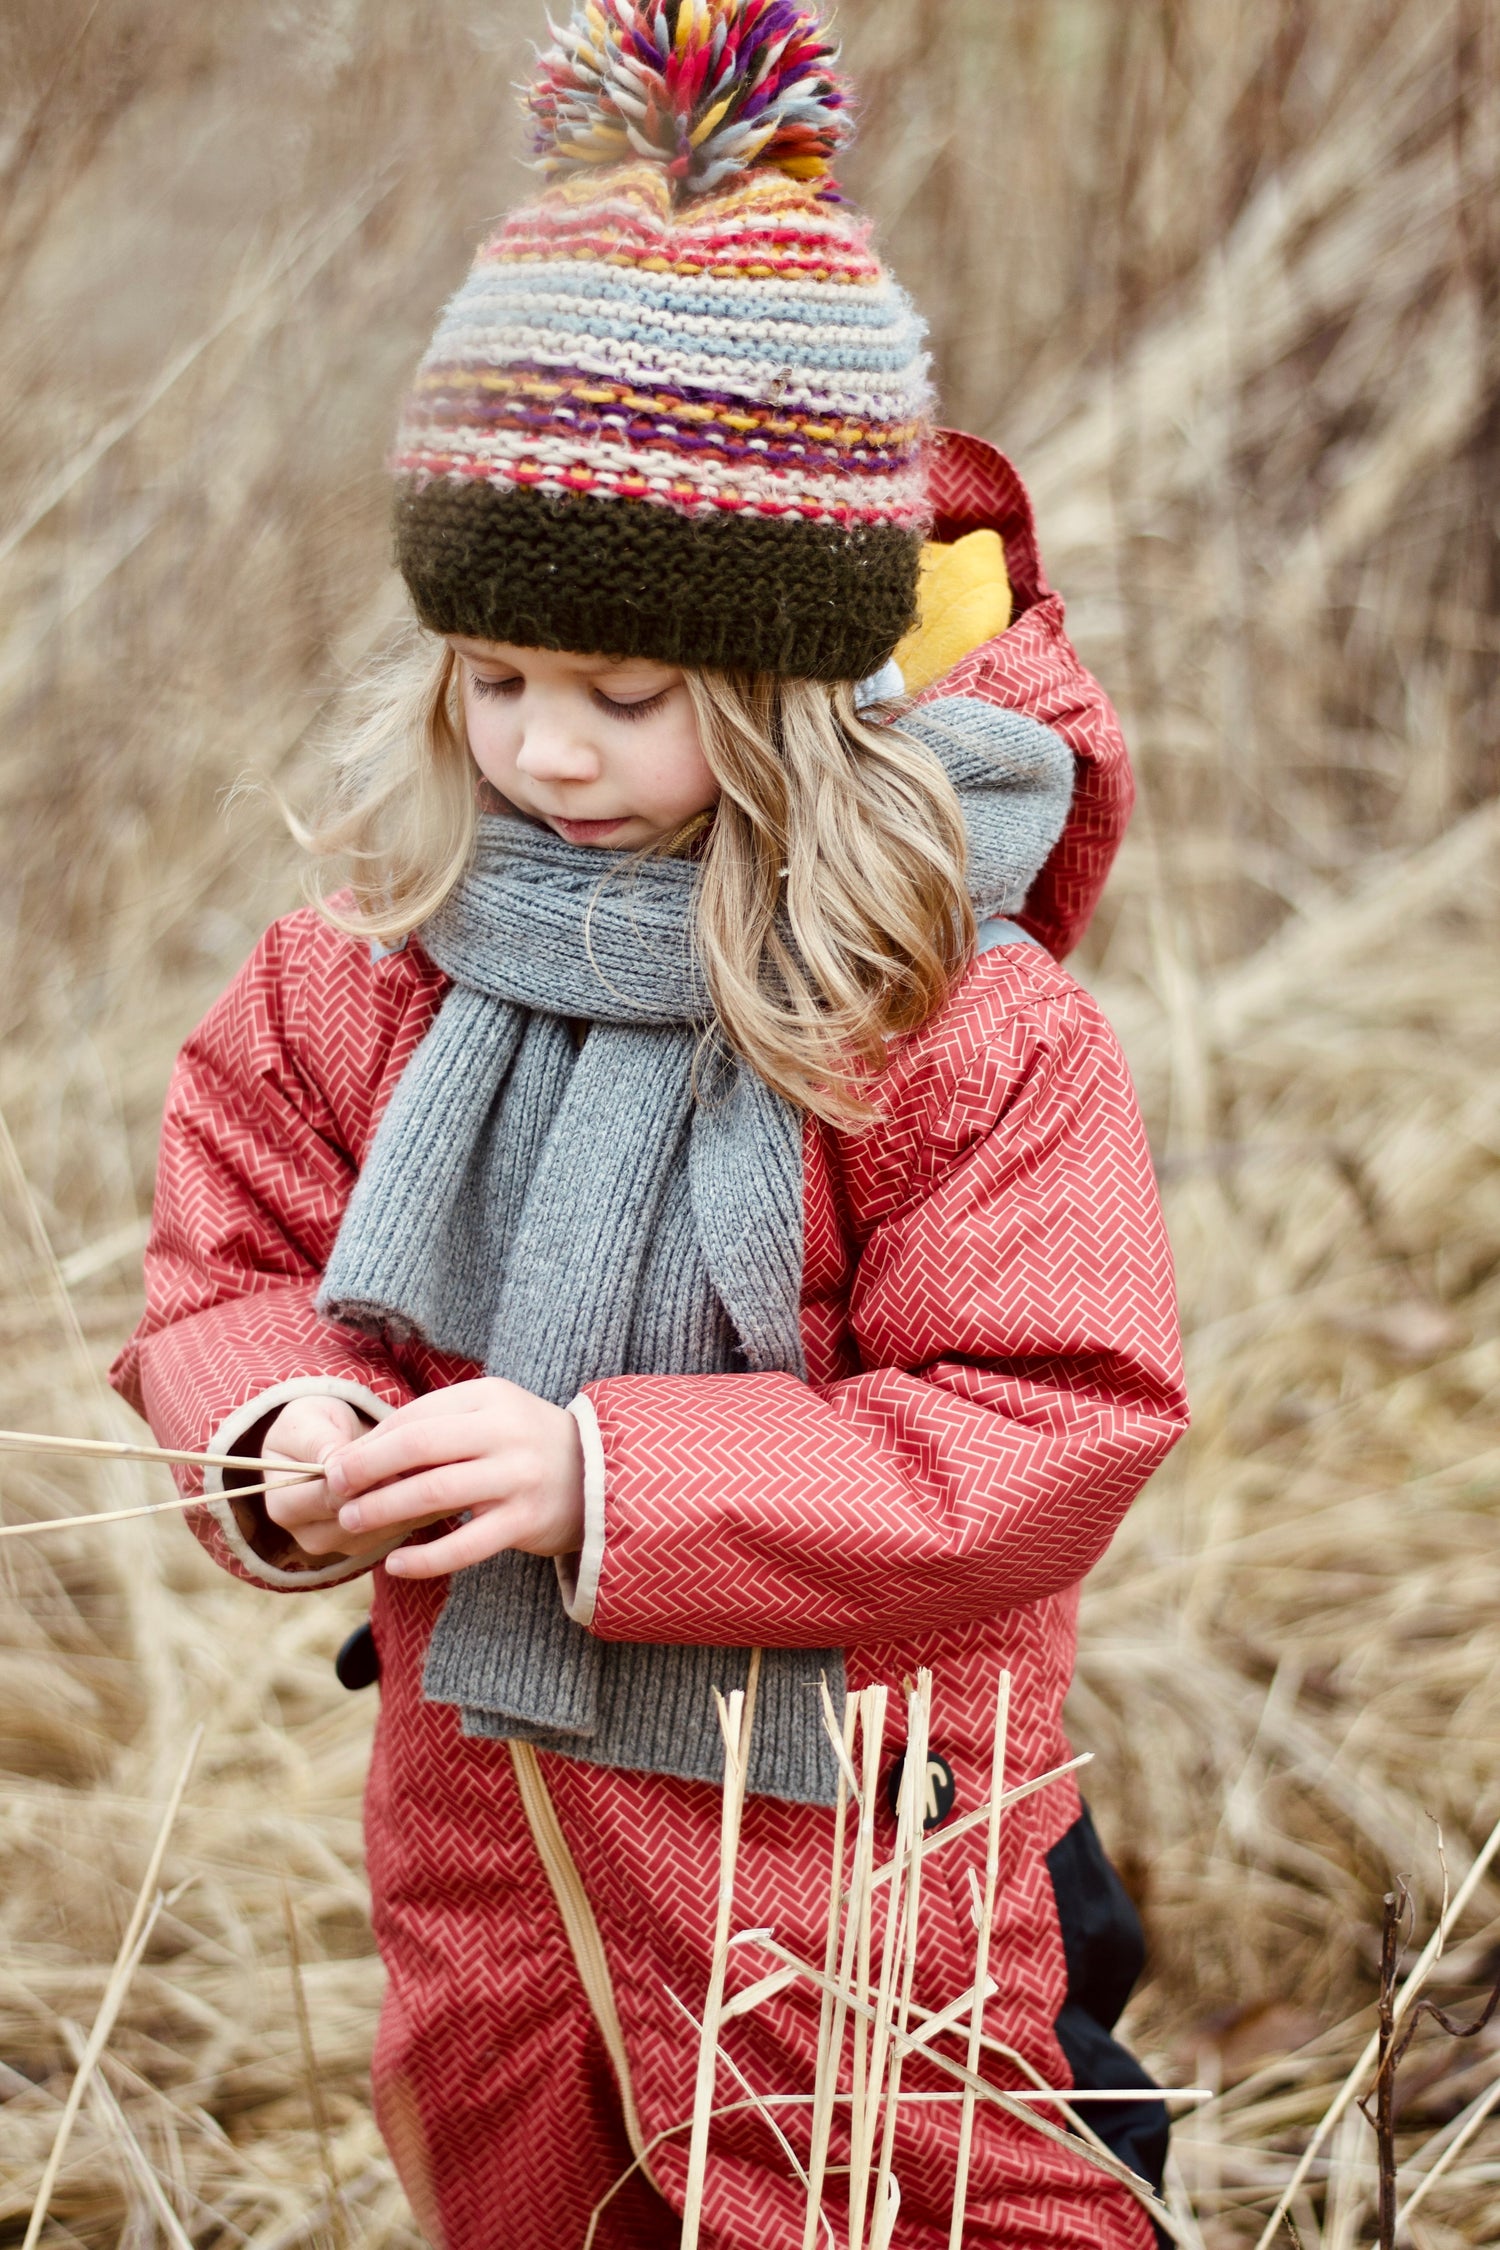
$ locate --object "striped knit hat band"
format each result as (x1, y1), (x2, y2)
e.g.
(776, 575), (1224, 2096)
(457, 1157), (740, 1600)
(392, 2), (934, 681)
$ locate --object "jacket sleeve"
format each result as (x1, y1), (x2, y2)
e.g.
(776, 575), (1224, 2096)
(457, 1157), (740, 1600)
(109, 913), (452, 1589)
(572, 970), (1187, 1648)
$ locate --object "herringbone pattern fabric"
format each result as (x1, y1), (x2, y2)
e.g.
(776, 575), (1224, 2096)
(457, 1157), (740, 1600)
(110, 446), (1182, 2247)
(586, 951), (1182, 1652)
(364, 1570), (1161, 2250)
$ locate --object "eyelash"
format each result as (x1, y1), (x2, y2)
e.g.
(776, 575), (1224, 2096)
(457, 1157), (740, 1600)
(467, 673), (667, 722)
(595, 690), (668, 723)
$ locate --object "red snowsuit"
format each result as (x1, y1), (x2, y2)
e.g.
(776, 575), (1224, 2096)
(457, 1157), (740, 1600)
(112, 437), (1188, 2250)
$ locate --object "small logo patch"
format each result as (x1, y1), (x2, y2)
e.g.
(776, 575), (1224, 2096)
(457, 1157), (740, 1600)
(887, 1750), (958, 1832)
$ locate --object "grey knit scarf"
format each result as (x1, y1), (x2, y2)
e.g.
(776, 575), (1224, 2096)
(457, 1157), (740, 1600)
(319, 698), (1073, 1802)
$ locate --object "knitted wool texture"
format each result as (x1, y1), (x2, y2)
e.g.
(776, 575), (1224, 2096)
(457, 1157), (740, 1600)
(392, 5), (934, 678)
(317, 700), (1075, 1801)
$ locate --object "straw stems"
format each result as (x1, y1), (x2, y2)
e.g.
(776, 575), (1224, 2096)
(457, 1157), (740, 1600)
(844, 1684), (889, 2250)
(0, 1426), (314, 1475)
(0, 1425), (324, 1539)
(949, 1668), (1011, 2250)
(741, 1935), (1187, 2244)
(1398, 2063), (1500, 2224)
(282, 1883), (351, 2250)
(0, 1471), (322, 1540)
(801, 1680), (859, 2250)
(850, 1679), (913, 2250)
(22, 1725), (204, 2250)
(866, 1752), (1092, 1896)
(66, 2025), (197, 2250)
(870, 1669), (934, 2247)
(680, 1646), (763, 2250)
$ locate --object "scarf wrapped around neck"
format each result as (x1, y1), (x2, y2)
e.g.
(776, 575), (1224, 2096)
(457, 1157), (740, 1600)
(319, 697), (1074, 1803)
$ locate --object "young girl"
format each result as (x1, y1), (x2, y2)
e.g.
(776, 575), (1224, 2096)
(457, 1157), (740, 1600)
(112, 7), (1188, 2246)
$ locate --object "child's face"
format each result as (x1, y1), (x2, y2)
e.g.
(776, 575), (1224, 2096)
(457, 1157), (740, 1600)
(449, 637), (720, 850)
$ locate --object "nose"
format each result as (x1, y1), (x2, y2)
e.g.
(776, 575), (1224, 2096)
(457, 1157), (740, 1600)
(513, 723), (601, 787)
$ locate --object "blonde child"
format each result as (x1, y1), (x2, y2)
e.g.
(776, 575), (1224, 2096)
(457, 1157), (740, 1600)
(113, 6), (1188, 2244)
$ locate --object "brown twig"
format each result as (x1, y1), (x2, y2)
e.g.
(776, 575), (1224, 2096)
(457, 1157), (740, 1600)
(1366, 1885), (1407, 2250)
(1358, 1875), (1500, 2248)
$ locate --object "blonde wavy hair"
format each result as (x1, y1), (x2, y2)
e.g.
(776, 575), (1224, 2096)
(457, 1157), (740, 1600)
(308, 632), (974, 1128)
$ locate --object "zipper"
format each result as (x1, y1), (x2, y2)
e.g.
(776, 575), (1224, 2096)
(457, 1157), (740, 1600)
(507, 1740), (659, 2188)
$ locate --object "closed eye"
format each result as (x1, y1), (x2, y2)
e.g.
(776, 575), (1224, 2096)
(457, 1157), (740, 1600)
(594, 689), (669, 722)
(468, 673), (522, 701)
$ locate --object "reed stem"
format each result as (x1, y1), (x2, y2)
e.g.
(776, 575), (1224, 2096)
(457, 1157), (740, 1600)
(0, 1425), (314, 1475)
(949, 1668), (1011, 2250)
(0, 1470), (321, 1540)
(680, 1647), (762, 2250)
(872, 1670), (933, 2239)
(846, 1684), (888, 2250)
(802, 1682), (859, 2250)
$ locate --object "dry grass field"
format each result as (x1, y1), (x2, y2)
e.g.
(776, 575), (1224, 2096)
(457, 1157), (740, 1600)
(1, 1), (1498, 2243)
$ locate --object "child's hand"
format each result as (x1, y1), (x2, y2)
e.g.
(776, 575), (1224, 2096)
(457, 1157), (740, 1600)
(322, 1378), (586, 1581)
(258, 1396), (408, 1563)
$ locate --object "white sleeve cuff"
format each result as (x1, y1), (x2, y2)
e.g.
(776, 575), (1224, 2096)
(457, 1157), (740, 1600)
(202, 1377), (401, 1590)
(556, 1391), (607, 1627)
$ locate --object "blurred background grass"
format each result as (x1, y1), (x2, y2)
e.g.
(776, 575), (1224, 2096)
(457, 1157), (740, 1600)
(1, 2), (1498, 2243)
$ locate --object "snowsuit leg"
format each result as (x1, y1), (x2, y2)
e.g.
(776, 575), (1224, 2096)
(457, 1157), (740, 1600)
(364, 1597), (677, 2250)
(363, 1580), (1157, 2250)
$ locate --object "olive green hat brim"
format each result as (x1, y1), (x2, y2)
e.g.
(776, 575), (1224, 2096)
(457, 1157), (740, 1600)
(395, 478), (922, 683)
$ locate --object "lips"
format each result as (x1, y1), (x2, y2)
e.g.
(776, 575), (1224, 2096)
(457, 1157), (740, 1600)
(550, 816), (631, 845)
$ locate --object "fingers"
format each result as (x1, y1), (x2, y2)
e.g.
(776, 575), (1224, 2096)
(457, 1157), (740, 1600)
(263, 1396), (367, 1462)
(384, 1507), (527, 1580)
(257, 1401), (368, 1535)
(261, 1453), (339, 1533)
(326, 1414), (511, 1502)
(335, 1456), (539, 1539)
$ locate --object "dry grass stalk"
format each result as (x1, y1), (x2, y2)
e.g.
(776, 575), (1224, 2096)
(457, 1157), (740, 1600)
(867, 1751), (1092, 1896)
(281, 1882), (351, 2250)
(66, 2028), (197, 2250)
(847, 1683), (889, 2237)
(0, 1472), (319, 1541)
(0, 1426), (319, 1475)
(664, 1983), (834, 2245)
(22, 1724), (202, 2250)
(1398, 2064), (1500, 2225)
(801, 1680), (859, 2250)
(679, 1647), (762, 2250)
(949, 1667), (1011, 2250)
(869, 1669), (933, 2240)
(741, 1936), (1190, 2246)
(849, 1680), (916, 2248)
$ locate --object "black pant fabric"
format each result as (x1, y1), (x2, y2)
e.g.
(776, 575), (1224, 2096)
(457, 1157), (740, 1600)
(1046, 1805), (1171, 2245)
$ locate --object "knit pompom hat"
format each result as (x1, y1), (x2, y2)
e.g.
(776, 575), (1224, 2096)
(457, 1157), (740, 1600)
(392, 0), (934, 681)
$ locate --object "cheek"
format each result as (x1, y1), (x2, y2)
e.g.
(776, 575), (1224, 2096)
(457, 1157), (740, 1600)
(461, 689), (518, 785)
(643, 714), (719, 817)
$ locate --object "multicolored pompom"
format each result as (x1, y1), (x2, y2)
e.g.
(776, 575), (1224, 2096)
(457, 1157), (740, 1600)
(527, 0), (852, 197)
